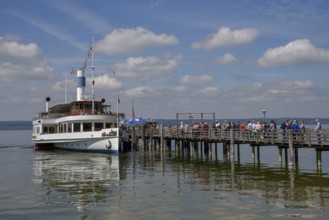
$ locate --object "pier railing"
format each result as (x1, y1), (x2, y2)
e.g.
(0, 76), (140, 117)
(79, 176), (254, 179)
(131, 126), (329, 148)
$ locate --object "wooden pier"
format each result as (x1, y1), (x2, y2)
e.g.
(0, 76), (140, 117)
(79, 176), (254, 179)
(123, 125), (329, 171)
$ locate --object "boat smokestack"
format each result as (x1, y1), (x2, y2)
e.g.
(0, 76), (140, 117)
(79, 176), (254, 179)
(76, 69), (86, 101)
(45, 97), (50, 112)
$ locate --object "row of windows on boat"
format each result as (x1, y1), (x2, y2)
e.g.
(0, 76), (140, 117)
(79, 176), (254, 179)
(37, 122), (117, 134)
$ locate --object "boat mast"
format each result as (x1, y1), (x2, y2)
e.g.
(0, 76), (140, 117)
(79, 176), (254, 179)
(91, 36), (95, 114)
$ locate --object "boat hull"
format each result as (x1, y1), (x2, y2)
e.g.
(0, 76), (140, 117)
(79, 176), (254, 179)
(32, 128), (122, 153)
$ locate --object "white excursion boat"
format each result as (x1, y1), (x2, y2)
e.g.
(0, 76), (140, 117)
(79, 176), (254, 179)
(32, 45), (127, 153)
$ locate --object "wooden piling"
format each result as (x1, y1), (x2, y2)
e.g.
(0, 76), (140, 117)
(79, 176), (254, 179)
(230, 128), (235, 160)
(278, 147), (282, 162)
(288, 130), (294, 167)
(316, 150), (322, 169)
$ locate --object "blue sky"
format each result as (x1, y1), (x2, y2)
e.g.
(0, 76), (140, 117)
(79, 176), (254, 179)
(1, 0), (329, 120)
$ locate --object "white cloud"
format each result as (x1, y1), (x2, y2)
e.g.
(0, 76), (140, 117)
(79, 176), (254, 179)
(95, 27), (178, 54)
(113, 56), (178, 79)
(191, 26), (259, 50)
(240, 95), (267, 102)
(251, 82), (263, 90)
(125, 86), (156, 97)
(181, 75), (212, 84)
(199, 87), (218, 94)
(0, 40), (40, 58)
(213, 52), (237, 64)
(0, 38), (55, 80)
(258, 39), (329, 67)
(92, 74), (122, 89)
(278, 80), (314, 90)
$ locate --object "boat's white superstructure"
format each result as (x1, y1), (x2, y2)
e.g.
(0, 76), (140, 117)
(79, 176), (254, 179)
(32, 44), (126, 153)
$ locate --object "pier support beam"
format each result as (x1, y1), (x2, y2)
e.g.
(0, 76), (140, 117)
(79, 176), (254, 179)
(316, 150), (322, 171)
(251, 145), (255, 163)
(288, 131), (295, 167)
(230, 129), (235, 160)
(160, 124), (164, 150)
(278, 147), (282, 162)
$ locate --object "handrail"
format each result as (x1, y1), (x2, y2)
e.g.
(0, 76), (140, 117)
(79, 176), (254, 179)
(129, 127), (329, 147)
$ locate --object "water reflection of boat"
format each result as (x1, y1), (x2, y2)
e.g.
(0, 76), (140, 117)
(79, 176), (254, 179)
(32, 151), (119, 215)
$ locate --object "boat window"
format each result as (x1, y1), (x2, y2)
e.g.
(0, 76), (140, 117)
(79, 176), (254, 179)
(73, 123), (80, 132)
(68, 123), (72, 133)
(83, 123), (92, 131)
(49, 127), (55, 134)
(105, 123), (112, 128)
(43, 127), (48, 134)
(95, 123), (103, 131)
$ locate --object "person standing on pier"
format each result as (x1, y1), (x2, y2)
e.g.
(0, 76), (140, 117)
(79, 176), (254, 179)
(315, 119), (321, 144)
(179, 122), (184, 135)
(291, 120), (300, 142)
(280, 121), (287, 140)
(184, 122), (189, 134)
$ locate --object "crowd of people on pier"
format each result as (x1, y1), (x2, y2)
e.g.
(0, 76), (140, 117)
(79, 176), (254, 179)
(177, 119), (322, 143)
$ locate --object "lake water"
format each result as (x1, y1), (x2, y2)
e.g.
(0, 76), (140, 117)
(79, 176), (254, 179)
(1, 129), (329, 219)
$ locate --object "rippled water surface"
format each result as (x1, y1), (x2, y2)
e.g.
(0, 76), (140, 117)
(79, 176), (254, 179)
(1, 130), (329, 219)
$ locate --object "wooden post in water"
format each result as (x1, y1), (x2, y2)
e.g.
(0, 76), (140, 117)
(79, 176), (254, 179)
(131, 126), (136, 150)
(160, 124), (164, 150)
(223, 142), (227, 156)
(230, 128), (235, 160)
(295, 148), (299, 163)
(149, 127), (153, 149)
(214, 142), (218, 161)
(251, 145), (255, 163)
(237, 144), (240, 162)
(278, 147), (282, 162)
(316, 150), (322, 170)
(288, 130), (295, 167)
(141, 125), (145, 150)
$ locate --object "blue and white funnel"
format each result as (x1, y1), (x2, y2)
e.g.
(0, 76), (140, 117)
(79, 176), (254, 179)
(76, 69), (86, 101)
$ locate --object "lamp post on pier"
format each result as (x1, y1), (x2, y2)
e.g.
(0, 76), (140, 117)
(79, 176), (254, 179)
(261, 109), (267, 121)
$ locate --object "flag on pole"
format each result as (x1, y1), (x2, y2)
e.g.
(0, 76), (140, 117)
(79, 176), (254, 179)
(132, 100), (135, 118)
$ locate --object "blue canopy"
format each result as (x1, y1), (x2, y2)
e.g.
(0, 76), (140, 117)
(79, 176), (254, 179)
(126, 118), (146, 125)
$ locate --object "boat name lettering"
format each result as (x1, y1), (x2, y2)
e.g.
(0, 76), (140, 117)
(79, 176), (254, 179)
(102, 130), (117, 137)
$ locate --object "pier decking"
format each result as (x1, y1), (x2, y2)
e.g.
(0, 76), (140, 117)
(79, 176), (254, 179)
(123, 126), (329, 170)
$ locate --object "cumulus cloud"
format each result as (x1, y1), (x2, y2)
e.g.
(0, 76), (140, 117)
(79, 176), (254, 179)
(113, 56), (178, 79)
(199, 87), (218, 94)
(125, 86), (156, 97)
(213, 52), (237, 64)
(241, 95), (267, 102)
(278, 80), (314, 90)
(267, 80), (314, 96)
(0, 38), (55, 80)
(181, 75), (213, 84)
(191, 26), (259, 50)
(92, 74), (122, 89)
(95, 27), (178, 54)
(0, 40), (40, 58)
(258, 39), (329, 67)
